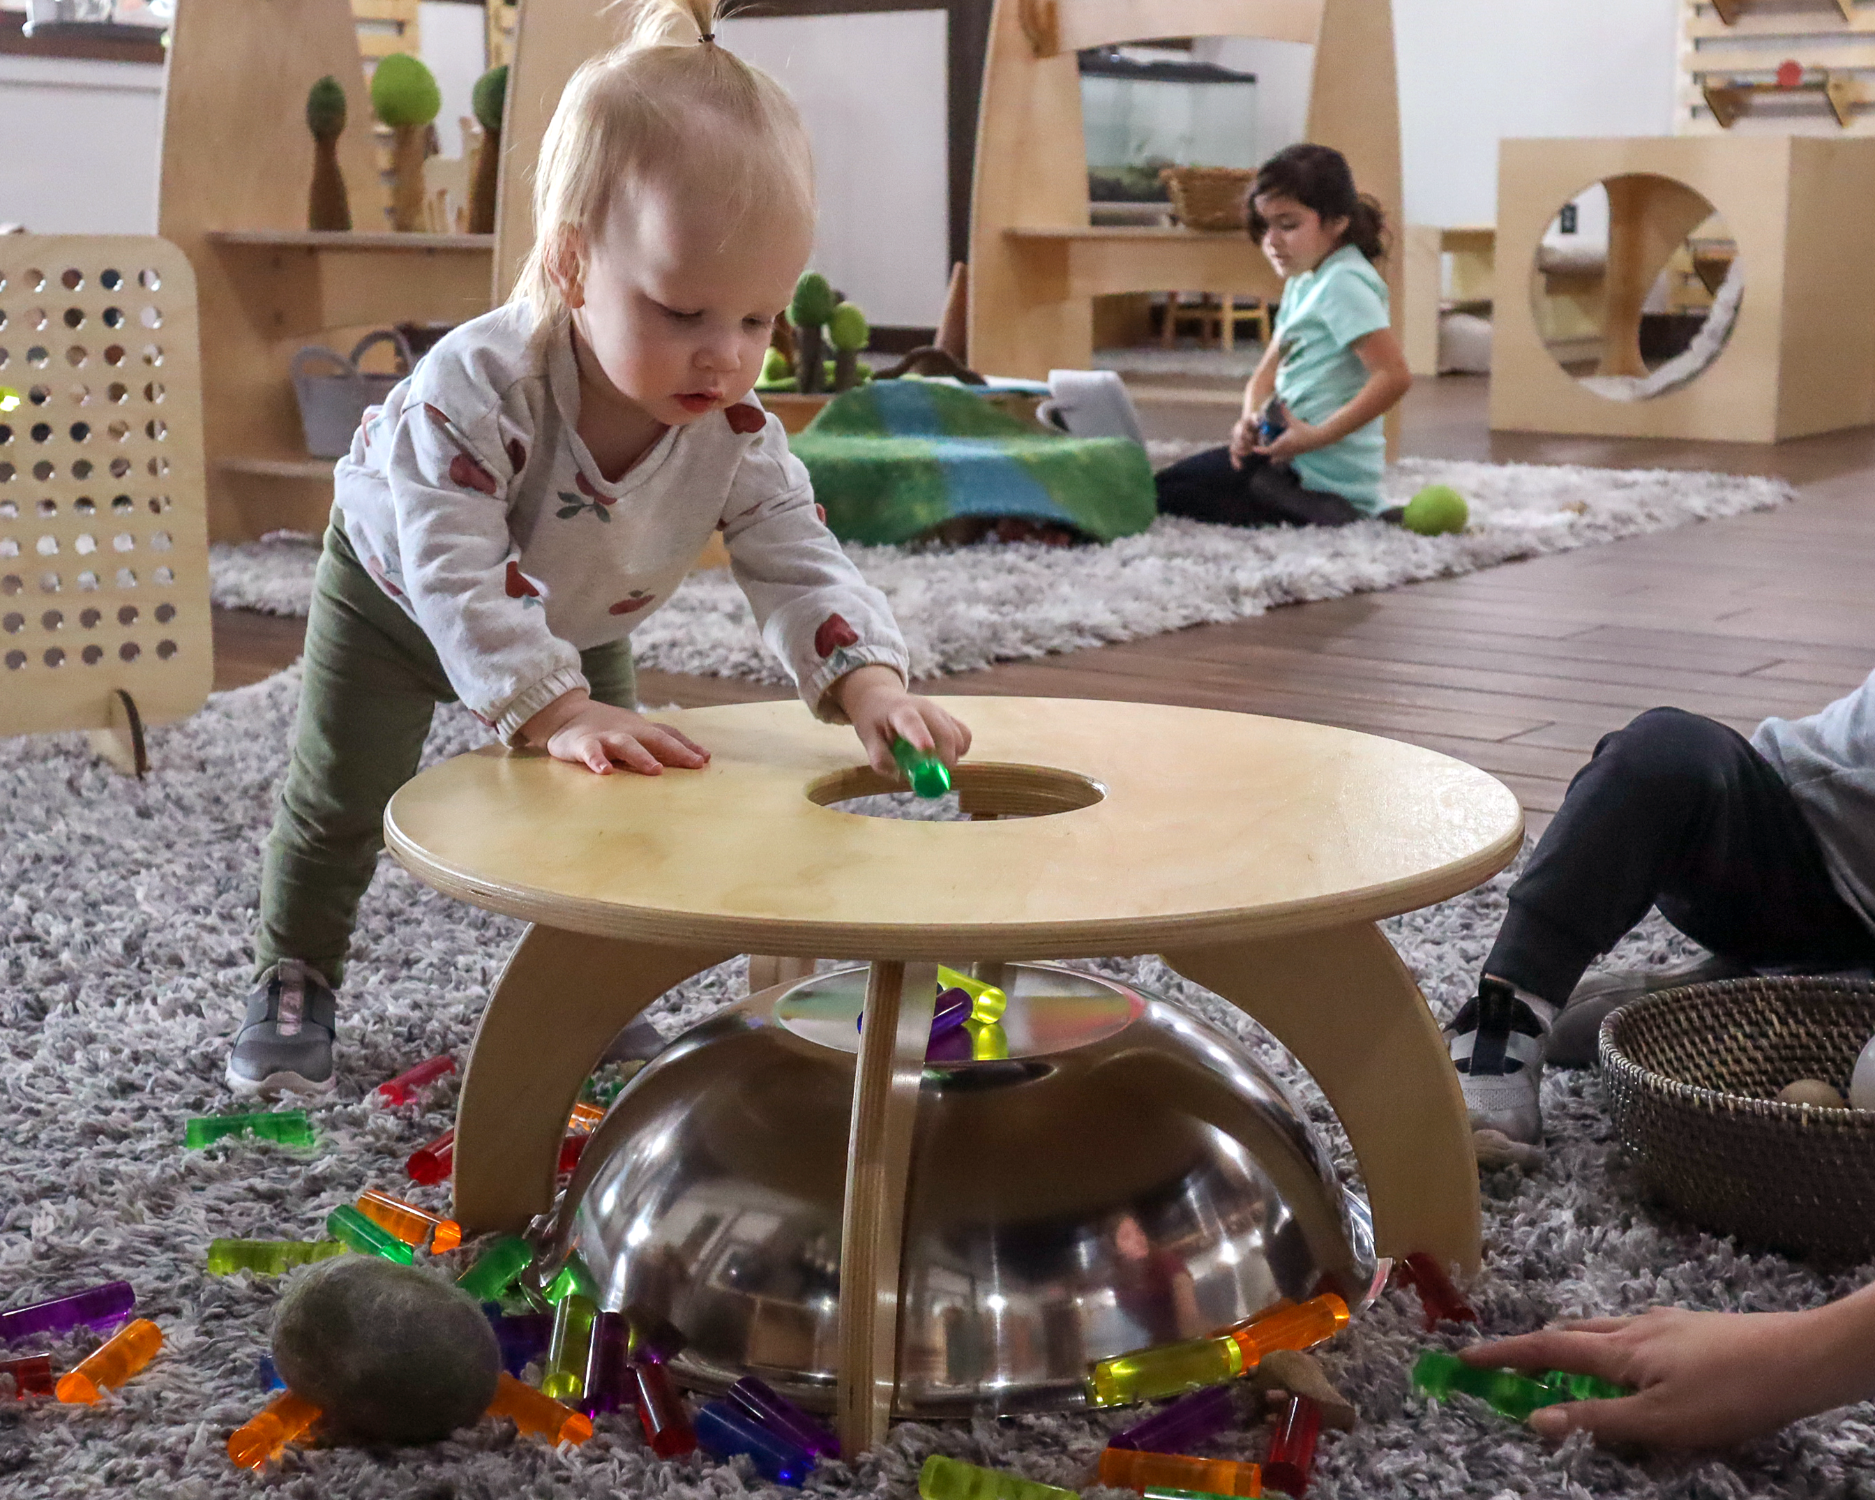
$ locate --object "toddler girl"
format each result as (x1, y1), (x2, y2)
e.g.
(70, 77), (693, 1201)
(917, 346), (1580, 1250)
(228, 0), (970, 1095)
(1155, 143), (1411, 528)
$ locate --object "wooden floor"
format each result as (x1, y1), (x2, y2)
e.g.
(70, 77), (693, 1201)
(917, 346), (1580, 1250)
(211, 375), (1875, 836)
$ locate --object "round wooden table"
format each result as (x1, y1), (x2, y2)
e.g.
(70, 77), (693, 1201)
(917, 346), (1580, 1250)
(385, 695), (1523, 1451)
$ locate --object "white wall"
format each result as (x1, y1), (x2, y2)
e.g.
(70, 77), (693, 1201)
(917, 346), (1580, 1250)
(0, 55), (162, 233)
(419, 0), (486, 161)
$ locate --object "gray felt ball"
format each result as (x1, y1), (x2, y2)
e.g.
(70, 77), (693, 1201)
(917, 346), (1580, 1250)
(272, 1256), (500, 1444)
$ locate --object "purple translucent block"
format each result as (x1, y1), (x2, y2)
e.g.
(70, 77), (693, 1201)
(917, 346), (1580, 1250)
(484, 1307), (553, 1377)
(1108, 1384), (1237, 1453)
(930, 988), (972, 1038)
(0, 1281), (135, 1344)
(728, 1375), (841, 1460)
(623, 1303), (687, 1364)
(579, 1312), (633, 1417)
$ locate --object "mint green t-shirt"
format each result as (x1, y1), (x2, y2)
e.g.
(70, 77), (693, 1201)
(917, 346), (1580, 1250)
(1271, 242), (1391, 512)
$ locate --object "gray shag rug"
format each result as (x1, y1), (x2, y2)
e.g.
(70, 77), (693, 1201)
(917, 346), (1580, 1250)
(3, 667), (1872, 1497)
(208, 458), (1791, 684)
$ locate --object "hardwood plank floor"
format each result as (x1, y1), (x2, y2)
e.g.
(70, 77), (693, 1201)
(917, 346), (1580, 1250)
(210, 374), (1875, 837)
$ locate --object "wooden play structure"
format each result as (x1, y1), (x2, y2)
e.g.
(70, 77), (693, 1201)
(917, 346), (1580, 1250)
(966, 0), (1403, 381)
(1490, 135), (1875, 443)
(385, 695), (1523, 1454)
(1683, 0), (1875, 135)
(1402, 224), (1494, 378)
(0, 237), (213, 772)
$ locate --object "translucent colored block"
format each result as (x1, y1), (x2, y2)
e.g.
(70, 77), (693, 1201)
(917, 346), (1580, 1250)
(937, 965), (1007, 1023)
(1412, 1349), (1555, 1423)
(856, 986), (972, 1045)
(728, 1374), (841, 1459)
(1225, 1295), (1349, 1364)
(1109, 1384), (1237, 1452)
(456, 1235), (534, 1302)
(624, 1303), (688, 1364)
(256, 1353), (285, 1392)
(1096, 1446), (1261, 1497)
(56, 1318), (163, 1404)
(1087, 1333), (1246, 1408)
(185, 1111), (315, 1149)
(1263, 1395), (1320, 1496)
(486, 1370), (593, 1445)
(892, 737), (951, 798)
(484, 1307), (553, 1377)
(227, 1389), (322, 1470)
(0, 1354), (54, 1399)
(1395, 1253), (1477, 1330)
(580, 1312), (632, 1417)
(968, 1020), (1010, 1061)
(918, 1453), (1078, 1500)
(356, 1189), (462, 1253)
(542, 1294), (597, 1401)
(1538, 1369), (1631, 1402)
(558, 1133), (587, 1175)
(0, 1280), (135, 1342)
(373, 1054), (456, 1106)
(325, 1206), (415, 1265)
(697, 1398), (814, 1485)
(542, 1260), (598, 1306)
(630, 1360), (697, 1457)
(406, 1127), (455, 1185)
(568, 1101), (605, 1132)
(207, 1239), (347, 1276)
(1142, 1489), (1237, 1500)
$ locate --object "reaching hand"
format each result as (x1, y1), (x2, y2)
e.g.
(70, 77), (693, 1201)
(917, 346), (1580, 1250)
(1228, 417), (1258, 470)
(523, 690), (710, 776)
(1252, 414), (1326, 462)
(834, 665), (971, 780)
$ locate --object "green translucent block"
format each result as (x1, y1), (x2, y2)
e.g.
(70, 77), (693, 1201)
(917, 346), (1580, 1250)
(541, 1260), (598, 1306)
(185, 1111), (316, 1149)
(1539, 1369), (1631, 1402)
(1413, 1349), (1558, 1422)
(919, 1454), (1076, 1500)
(1086, 1331), (1246, 1408)
(456, 1235), (535, 1302)
(325, 1205), (415, 1265)
(892, 738), (951, 799)
(206, 1239), (347, 1275)
(541, 1294), (597, 1401)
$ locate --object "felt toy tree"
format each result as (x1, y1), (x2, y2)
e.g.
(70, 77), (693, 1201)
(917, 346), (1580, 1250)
(789, 272), (835, 394)
(468, 64), (507, 236)
(829, 300), (870, 392)
(306, 76), (352, 232)
(371, 53), (442, 233)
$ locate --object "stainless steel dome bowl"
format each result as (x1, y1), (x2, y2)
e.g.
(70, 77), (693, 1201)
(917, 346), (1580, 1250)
(536, 963), (1379, 1418)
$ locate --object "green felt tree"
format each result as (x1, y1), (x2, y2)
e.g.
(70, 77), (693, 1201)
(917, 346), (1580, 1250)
(305, 76), (351, 232)
(829, 300), (870, 392)
(468, 64), (508, 235)
(371, 54), (442, 231)
(789, 272), (835, 393)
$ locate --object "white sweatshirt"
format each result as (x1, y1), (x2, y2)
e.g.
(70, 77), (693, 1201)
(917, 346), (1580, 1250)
(332, 303), (908, 742)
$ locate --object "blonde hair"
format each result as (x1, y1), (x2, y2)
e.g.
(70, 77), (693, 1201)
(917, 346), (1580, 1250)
(512, 0), (816, 340)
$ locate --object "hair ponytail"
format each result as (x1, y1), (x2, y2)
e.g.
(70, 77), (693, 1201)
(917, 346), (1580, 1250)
(1248, 143), (1390, 265)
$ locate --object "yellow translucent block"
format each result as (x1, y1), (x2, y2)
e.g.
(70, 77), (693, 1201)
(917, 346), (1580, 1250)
(968, 1020), (1010, 1061)
(356, 1188), (462, 1253)
(487, 1371), (593, 1445)
(227, 1390), (322, 1470)
(938, 965), (1007, 1023)
(1086, 1331), (1245, 1408)
(1225, 1294), (1349, 1364)
(56, 1318), (163, 1403)
(541, 1294), (597, 1401)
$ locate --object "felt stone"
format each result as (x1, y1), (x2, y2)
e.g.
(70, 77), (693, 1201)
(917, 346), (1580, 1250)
(1776, 1078), (1846, 1109)
(272, 1256), (500, 1444)
(1401, 483), (1469, 536)
(1251, 1348), (1358, 1430)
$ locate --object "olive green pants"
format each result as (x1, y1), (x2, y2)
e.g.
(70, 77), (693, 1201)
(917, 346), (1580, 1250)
(256, 512), (635, 985)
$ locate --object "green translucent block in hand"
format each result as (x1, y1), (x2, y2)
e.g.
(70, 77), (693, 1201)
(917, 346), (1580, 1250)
(1413, 1349), (1566, 1422)
(206, 1239), (348, 1275)
(1539, 1368), (1631, 1402)
(919, 1453), (1076, 1500)
(185, 1110), (315, 1149)
(325, 1205), (415, 1265)
(892, 738), (951, 799)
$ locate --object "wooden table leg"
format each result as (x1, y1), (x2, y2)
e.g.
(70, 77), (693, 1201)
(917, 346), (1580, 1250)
(836, 959), (938, 1455)
(1164, 922), (1482, 1280)
(452, 924), (733, 1235)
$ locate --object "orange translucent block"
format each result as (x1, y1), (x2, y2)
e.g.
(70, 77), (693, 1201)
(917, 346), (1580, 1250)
(227, 1390), (322, 1470)
(356, 1188), (463, 1254)
(1097, 1447), (1261, 1498)
(568, 1101), (605, 1132)
(1225, 1294), (1349, 1364)
(56, 1318), (163, 1403)
(486, 1371), (593, 1446)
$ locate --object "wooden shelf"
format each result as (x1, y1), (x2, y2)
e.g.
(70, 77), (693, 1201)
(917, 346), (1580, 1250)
(1004, 223), (1280, 305)
(205, 229), (492, 253)
(216, 455), (336, 481)
(1005, 224), (1251, 241)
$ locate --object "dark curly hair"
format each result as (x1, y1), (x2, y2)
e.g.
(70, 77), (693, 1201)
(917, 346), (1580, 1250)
(1247, 143), (1388, 264)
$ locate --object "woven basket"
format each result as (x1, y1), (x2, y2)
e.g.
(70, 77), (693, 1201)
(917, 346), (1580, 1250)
(1159, 166), (1255, 233)
(1602, 977), (1875, 1261)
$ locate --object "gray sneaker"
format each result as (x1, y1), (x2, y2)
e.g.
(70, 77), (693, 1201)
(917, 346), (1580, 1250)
(226, 960), (338, 1097)
(1446, 978), (1555, 1147)
(1545, 954), (1749, 1069)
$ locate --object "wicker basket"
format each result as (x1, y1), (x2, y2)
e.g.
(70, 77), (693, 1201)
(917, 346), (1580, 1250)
(1159, 166), (1255, 233)
(1602, 977), (1875, 1261)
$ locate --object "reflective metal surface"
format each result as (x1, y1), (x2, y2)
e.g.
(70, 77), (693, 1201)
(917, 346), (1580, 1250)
(538, 964), (1378, 1418)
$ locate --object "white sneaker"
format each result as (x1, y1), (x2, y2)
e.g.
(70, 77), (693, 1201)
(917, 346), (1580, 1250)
(1445, 977), (1555, 1147)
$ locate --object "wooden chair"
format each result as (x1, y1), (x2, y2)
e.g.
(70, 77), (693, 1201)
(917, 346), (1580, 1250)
(1161, 292), (1269, 351)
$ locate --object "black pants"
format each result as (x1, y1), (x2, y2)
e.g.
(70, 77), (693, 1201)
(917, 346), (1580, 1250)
(1486, 707), (1875, 1007)
(1155, 445), (1363, 528)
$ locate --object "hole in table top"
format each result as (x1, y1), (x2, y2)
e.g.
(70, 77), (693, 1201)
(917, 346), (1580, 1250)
(805, 762), (1107, 821)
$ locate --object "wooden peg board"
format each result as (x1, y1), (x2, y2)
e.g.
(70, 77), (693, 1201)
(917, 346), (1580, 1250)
(1682, 0), (1875, 134)
(0, 238), (212, 744)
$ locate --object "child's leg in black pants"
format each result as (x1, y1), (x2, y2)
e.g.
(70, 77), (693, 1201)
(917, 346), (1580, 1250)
(1155, 446), (1364, 527)
(1486, 706), (1875, 1008)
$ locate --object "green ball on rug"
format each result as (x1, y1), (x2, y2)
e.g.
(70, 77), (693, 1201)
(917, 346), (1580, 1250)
(272, 1255), (500, 1444)
(1401, 483), (1468, 536)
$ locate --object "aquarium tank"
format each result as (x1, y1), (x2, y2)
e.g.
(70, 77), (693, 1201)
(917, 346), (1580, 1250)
(1080, 49), (1258, 203)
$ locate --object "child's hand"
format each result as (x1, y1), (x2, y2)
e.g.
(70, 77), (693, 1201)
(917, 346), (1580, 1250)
(1470, 1306), (1857, 1449)
(1253, 415), (1326, 461)
(1228, 417), (1258, 470)
(833, 665), (971, 779)
(522, 689), (710, 776)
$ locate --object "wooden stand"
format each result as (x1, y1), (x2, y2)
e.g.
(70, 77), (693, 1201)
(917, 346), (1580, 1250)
(1402, 225), (1495, 377)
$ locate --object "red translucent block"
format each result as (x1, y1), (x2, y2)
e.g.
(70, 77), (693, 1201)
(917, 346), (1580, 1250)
(406, 1128), (455, 1186)
(374, 1054), (456, 1106)
(1263, 1395), (1320, 1497)
(1395, 1253), (1477, 1330)
(558, 1133), (587, 1175)
(630, 1360), (696, 1457)
(0, 1354), (54, 1399)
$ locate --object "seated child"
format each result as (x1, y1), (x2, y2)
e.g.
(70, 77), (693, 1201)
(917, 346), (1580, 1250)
(1155, 143), (1412, 529)
(227, 0), (970, 1095)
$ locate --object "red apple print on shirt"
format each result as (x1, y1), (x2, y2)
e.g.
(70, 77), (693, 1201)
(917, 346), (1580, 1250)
(725, 403), (766, 435)
(558, 471), (617, 522)
(504, 560), (540, 599)
(507, 437), (527, 473)
(609, 590), (654, 616)
(815, 613), (859, 659)
(450, 453), (498, 495)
